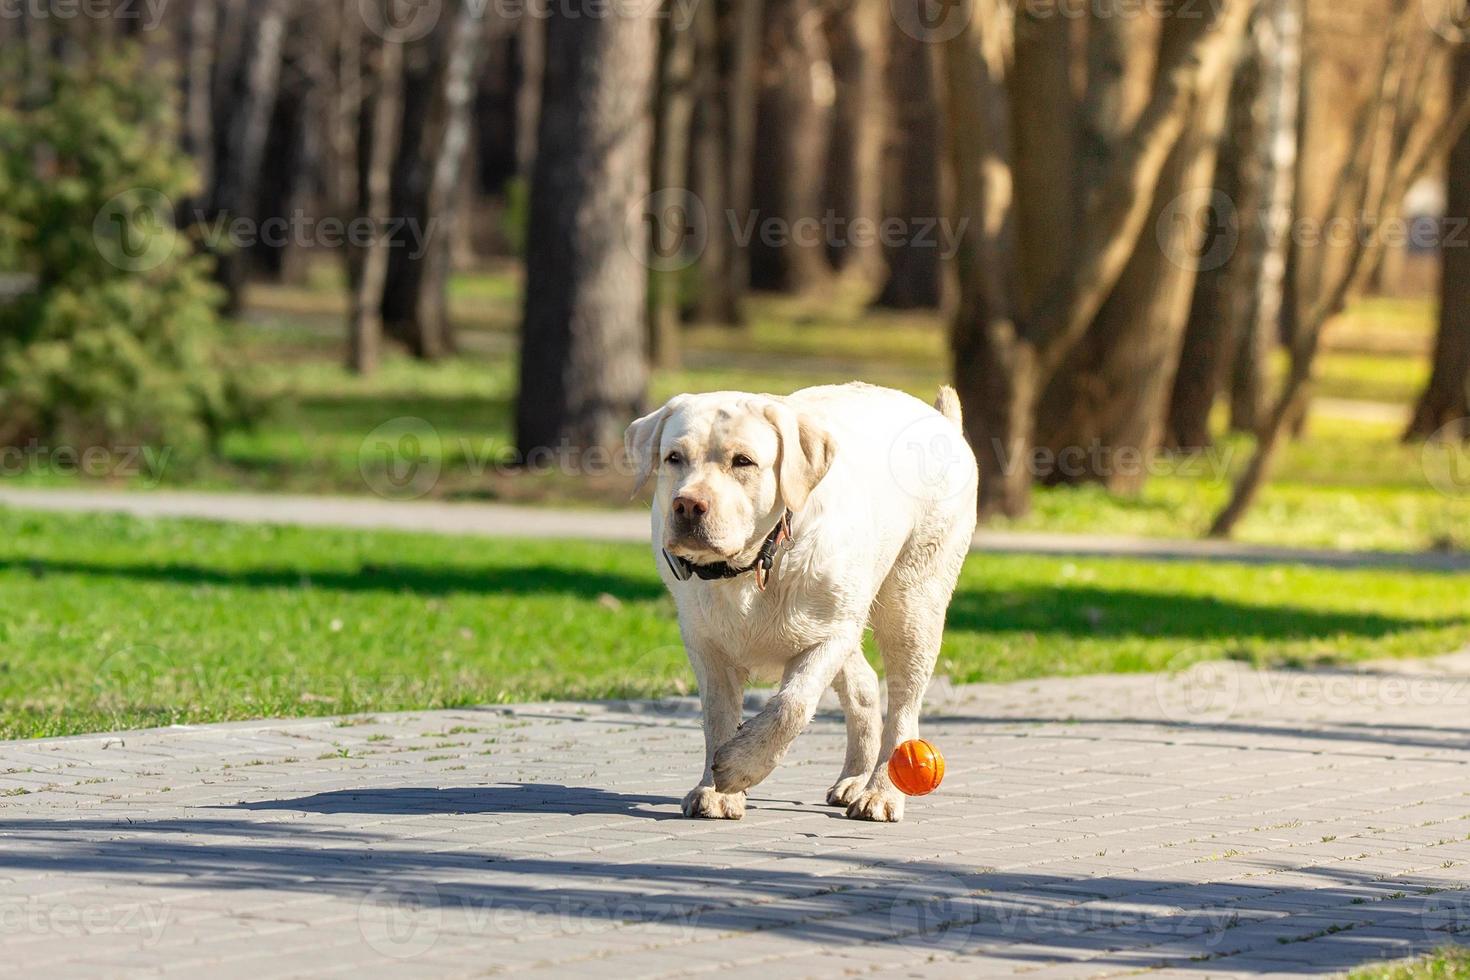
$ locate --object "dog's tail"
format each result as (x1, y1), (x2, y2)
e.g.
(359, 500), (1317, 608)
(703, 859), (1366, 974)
(934, 386), (964, 428)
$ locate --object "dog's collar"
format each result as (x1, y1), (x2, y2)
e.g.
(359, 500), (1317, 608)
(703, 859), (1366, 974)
(663, 510), (795, 591)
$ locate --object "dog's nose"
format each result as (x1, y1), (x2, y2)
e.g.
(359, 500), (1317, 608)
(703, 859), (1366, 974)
(672, 493), (710, 520)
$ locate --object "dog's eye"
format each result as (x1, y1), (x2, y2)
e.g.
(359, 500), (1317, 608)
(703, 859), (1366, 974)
(665, 452), (684, 466)
(732, 455), (757, 469)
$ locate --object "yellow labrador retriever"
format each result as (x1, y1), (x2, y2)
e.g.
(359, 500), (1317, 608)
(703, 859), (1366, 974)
(625, 383), (978, 822)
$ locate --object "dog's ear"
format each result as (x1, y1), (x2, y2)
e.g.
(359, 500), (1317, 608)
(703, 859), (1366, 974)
(625, 400), (680, 497)
(764, 403), (837, 512)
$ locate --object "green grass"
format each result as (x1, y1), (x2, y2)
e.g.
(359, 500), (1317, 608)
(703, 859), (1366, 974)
(1349, 947), (1470, 980)
(2, 507), (1467, 740)
(1312, 350), (1429, 405)
(4, 268), (1466, 552)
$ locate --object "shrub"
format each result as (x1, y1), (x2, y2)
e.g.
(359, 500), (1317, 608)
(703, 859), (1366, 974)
(0, 47), (254, 467)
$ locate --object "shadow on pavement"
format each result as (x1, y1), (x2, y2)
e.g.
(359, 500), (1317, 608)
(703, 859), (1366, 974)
(0, 808), (1462, 972)
(232, 783), (680, 820)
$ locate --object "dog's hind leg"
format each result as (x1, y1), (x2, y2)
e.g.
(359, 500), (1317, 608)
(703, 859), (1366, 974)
(827, 651), (881, 806)
(847, 528), (970, 822)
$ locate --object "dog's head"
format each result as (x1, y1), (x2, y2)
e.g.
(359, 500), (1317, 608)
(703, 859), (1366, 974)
(625, 393), (836, 565)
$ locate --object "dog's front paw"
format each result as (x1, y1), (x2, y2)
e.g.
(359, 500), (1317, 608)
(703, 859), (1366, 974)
(846, 786), (906, 822)
(825, 775), (868, 807)
(682, 785), (746, 820)
(711, 725), (779, 794)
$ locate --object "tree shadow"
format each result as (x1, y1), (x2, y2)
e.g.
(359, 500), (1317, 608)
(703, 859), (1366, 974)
(3, 557), (1459, 650)
(0, 558), (666, 603)
(946, 584), (1465, 643)
(917, 712), (1470, 755)
(0, 805), (1460, 972)
(232, 783), (681, 820)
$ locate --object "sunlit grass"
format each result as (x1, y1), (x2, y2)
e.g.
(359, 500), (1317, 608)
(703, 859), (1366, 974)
(2, 508), (1466, 740)
(1348, 947), (1470, 980)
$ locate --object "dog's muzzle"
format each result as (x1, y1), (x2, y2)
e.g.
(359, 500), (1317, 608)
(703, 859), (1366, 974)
(663, 510), (794, 591)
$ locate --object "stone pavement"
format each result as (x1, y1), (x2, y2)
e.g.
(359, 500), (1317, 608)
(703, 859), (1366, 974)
(3, 487), (1467, 572)
(3, 654), (1470, 979)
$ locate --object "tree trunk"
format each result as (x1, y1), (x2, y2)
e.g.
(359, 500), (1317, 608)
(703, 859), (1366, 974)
(382, 0), (479, 360)
(822, 0), (888, 282)
(183, 0), (218, 206)
(1078, 0), (1159, 204)
(347, 27), (405, 375)
(748, 0), (832, 292)
(210, 0), (287, 314)
(1010, 2), (1079, 322)
(379, 29), (439, 338)
(942, 0), (1029, 516)
(1166, 13), (1265, 451)
(942, 0), (1250, 516)
(1037, 2), (1243, 491)
(721, 0), (763, 321)
(1407, 48), (1470, 440)
(478, 31), (518, 197)
(874, 20), (942, 310)
(689, 0), (738, 324)
(412, 4), (478, 358)
(1211, 0), (1470, 535)
(1230, 0), (1301, 433)
(253, 60), (311, 282)
(648, 3), (697, 368)
(516, 4), (656, 455)
(515, 18), (544, 180)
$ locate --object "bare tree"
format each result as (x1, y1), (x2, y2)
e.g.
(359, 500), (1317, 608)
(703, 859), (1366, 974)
(649, 3), (697, 368)
(382, 0), (482, 360)
(689, 0), (735, 323)
(688, 0), (763, 325)
(516, 5), (657, 454)
(1166, 0), (1302, 450)
(1037, 0), (1240, 491)
(942, 0), (1254, 516)
(1406, 44), (1470, 442)
(208, 0), (288, 312)
(724, 0), (764, 319)
(749, 0), (832, 292)
(1229, 0), (1303, 434)
(182, 0), (219, 205)
(1211, 0), (1470, 536)
(346, 12), (406, 375)
(515, 18), (545, 180)
(823, 0), (888, 282)
(874, 5), (943, 309)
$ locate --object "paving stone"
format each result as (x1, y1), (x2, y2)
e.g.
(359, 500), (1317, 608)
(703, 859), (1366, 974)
(5, 652), (1470, 976)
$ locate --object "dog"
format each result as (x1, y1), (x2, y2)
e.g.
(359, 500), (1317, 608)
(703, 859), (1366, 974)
(625, 383), (978, 822)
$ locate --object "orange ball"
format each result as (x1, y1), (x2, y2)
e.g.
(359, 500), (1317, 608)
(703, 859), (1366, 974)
(888, 739), (946, 797)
